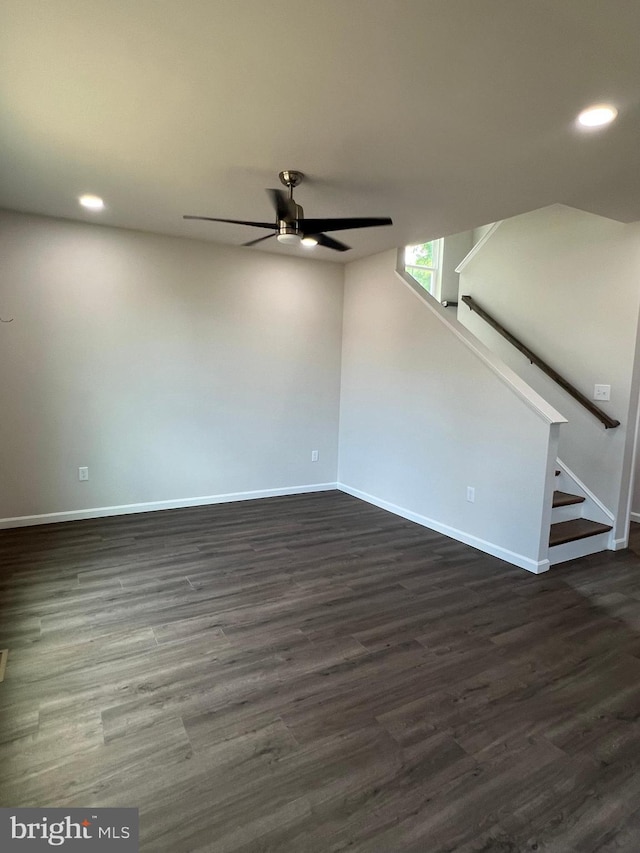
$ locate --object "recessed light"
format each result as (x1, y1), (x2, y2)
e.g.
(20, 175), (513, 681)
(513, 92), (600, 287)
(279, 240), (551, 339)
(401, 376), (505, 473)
(577, 104), (618, 128)
(79, 194), (105, 211)
(301, 236), (318, 247)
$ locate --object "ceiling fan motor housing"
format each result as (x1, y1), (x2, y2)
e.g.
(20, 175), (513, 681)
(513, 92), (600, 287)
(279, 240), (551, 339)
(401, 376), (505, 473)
(279, 202), (304, 230)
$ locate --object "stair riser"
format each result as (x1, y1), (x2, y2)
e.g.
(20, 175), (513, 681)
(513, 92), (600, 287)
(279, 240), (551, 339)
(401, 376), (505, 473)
(549, 531), (611, 565)
(552, 504), (584, 524)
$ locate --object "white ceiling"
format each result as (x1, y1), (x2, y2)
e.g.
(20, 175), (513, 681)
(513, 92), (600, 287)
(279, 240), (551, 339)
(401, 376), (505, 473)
(2, 0), (640, 262)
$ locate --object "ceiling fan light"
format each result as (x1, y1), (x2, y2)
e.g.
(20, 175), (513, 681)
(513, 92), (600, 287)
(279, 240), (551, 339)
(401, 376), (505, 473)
(79, 194), (105, 211)
(301, 236), (318, 247)
(277, 233), (300, 245)
(577, 103), (618, 128)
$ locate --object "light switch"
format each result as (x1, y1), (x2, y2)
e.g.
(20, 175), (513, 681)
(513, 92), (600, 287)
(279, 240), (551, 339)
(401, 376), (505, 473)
(594, 384), (611, 402)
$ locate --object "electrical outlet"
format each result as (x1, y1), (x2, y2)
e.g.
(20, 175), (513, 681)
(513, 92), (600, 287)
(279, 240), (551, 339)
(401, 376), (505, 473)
(594, 384), (611, 401)
(311, 450), (319, 462)
(466, 486), (475, 503)
(78, 466), (89, 481)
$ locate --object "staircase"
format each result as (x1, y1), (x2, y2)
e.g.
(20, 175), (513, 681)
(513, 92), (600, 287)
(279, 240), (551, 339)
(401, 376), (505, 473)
(548, 466), (613, 565)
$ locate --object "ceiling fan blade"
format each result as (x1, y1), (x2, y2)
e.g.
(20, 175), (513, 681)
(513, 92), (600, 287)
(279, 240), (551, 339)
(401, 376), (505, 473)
(183, 216), (276, 230)
(313, 233), (351, 252)
(242, 233), (278, 247)
(267, 189), (296, 221)
(298, 216), (393, 233)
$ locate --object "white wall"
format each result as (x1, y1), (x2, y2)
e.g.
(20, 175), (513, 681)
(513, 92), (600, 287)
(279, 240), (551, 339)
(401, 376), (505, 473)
(338, 249), (562, 573)
(440, 231), (473, 304)
(6, 205), (628, 571)
(0, 210), (344, 522)
(457, 205), (640, 541)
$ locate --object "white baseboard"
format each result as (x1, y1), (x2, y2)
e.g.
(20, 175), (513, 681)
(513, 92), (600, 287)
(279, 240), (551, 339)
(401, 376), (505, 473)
(337, 483), (549, 574)
(631, 512), (640, 524)
(0, 483), (338, 530)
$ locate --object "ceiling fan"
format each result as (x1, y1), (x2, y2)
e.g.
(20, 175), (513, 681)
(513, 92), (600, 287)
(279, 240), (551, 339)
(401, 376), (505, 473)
(183, 170), (393, 252)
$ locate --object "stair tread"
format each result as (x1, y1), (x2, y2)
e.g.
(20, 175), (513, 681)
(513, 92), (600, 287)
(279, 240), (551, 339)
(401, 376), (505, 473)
(549, 518), (612, 547)
(553, 490), (585, 507)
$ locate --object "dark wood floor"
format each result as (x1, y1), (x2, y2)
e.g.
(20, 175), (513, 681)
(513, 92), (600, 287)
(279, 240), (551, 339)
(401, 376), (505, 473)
(2, 492), (640, 852)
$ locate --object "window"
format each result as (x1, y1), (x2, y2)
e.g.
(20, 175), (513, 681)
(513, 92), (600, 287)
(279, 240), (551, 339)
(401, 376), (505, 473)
(404, 239), (442, 295)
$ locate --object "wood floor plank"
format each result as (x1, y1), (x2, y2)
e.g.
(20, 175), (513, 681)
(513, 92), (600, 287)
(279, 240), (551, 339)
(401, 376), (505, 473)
(2, 491), (640, 850)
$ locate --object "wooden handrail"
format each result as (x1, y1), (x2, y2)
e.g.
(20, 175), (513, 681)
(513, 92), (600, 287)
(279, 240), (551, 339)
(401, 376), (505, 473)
(461, 295), (620, 429)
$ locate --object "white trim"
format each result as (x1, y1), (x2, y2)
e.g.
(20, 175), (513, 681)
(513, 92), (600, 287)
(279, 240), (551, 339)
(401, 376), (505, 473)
(337, 483), (549, 575)
(0, 483), (338, 530)
(619, 329), (640, 543)
(630, 512), (640, 524)
(612, 536), (628, 551)
(393, 261), (567, 429)
(454, 221), (503, 272)
(555, 459), (614, 522)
